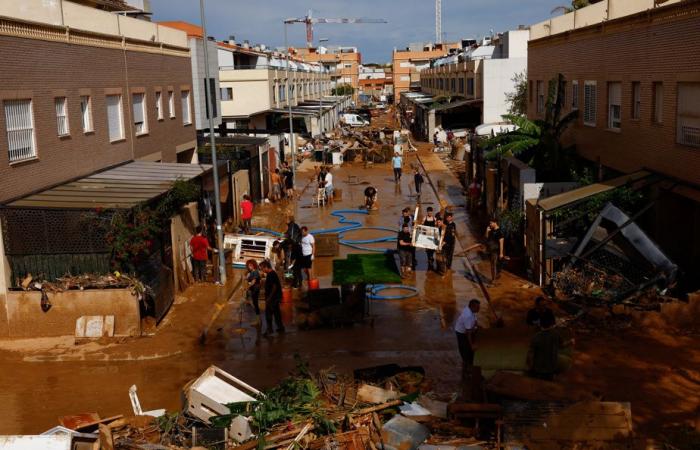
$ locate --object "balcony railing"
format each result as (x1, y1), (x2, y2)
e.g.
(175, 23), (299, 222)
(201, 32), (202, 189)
(220, 64), (330, 74)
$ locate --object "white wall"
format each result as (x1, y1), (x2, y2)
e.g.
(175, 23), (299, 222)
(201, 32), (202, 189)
(482, 57), (527, 124)
(503, 30), (529, 59)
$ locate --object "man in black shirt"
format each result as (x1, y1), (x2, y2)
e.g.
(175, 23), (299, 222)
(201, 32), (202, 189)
(397, 224), (413, 278)
(283, 216), (302, 268)
(260, 260), (285, 336)
(526, 296), (556, 328)
(442, 212), (457, 271)
(527, 313), (563, 381)
(485, 218), (505, 283)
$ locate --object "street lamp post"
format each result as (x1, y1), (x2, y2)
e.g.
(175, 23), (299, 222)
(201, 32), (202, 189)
(318, 38), (329, 136)
(199, 0), (226, 284)
(283, 21), (296, 185)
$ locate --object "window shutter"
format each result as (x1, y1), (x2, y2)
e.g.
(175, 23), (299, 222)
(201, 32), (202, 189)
(132, 93), (145, 124)
(4, 99), (36, 162)
(107, 95), (123, 141)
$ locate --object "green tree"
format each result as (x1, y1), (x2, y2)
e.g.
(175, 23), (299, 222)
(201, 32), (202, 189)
(551, 0), (603, 15)
(332, 83), (354, 96)
(485, 74), (578, 181)
(505, 71), (528, 116)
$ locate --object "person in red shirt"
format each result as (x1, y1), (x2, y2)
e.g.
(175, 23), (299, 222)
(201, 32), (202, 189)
(190, 225), (212, 282)
(240, 194), (254, 234)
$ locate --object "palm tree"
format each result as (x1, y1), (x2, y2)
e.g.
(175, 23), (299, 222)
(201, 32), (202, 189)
(551, 0), (602, 15)
(484, 74), (578, 181)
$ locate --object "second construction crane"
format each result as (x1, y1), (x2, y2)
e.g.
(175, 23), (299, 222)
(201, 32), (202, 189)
(284, 10), (387, 48)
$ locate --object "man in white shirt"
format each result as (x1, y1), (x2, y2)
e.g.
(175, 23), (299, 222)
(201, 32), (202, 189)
(392, 152), (403, 183)
(300, 226), (315, 284)
(324, 167), (334, 205)
(454, 299), (480, 366)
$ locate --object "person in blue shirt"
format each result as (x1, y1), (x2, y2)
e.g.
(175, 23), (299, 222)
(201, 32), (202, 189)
(392, 152), (403, 183)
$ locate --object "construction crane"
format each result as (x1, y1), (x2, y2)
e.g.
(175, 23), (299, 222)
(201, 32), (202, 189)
(284, 10), (387, 48)
(435, 0), (443, 44)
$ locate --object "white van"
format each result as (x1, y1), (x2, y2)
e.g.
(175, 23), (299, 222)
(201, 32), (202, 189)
(341, 113), (370, 127)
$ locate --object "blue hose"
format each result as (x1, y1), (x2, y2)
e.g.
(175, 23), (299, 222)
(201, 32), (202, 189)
(367, 284), (419, 300)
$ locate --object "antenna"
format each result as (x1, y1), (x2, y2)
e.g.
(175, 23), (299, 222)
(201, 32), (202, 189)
(435, 0), (442, 44)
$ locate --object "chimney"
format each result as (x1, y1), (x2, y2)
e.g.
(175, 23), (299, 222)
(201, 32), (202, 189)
(243, 40), (250, 48)
(228, 35), (236, 45)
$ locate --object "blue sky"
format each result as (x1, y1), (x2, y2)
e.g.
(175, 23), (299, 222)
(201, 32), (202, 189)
(151, 0), (564, 63)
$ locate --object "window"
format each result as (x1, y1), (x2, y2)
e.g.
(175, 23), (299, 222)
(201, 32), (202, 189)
(572, 80), (579, 110)
(221, 87), (233, 101)
(399, 62), (412, 68)
(155, 91), (163, 120)
(607, 82), (621, 130)
(677, 82), (700, 147)
(467, 78), (474, 96)
(168, 90), (175, 118)
(631, 82), (641, 120)
(181, 90), (191, 125)
(106, 94), (124, 142)
(55, 97), (69, 136)
(400, 75), (410, 82)
(4, 99), (36, 162)
(459, 78), (465, 94)
(80, 96), (93, 132)
(279, 84), (286, 102)
(343, 63), (352, 69)
(450, 78), (456, 92)
(584, 81), (597, 126)
(536, 81), (545, 114)
(653, 82), (663, 124)
(132, 92), (147, 135)
(273, 85), (277, 103)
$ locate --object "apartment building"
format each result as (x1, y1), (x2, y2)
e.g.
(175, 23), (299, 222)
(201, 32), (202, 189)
(160, 22), (223, 141)
(294, 46), (362, 99)
(0, 0), (196, 205)
(359, 66), (393, 101)
(392, 42), (461, 103)
(217, 41), (341, 136)
(421, 30), (529, 125)
(527, 0), (700, 286)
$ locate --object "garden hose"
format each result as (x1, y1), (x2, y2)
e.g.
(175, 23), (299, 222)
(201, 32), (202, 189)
(367, 284), (419, 300)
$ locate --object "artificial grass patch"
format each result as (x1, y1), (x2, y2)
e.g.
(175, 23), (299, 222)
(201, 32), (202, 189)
(332, 253), (401, 285)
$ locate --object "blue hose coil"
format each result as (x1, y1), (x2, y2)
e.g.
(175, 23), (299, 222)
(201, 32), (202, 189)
(252, 210), (397, 253)
(367, 284), (419, 300)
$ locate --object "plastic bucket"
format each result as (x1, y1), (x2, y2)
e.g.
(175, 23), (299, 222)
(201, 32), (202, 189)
(308, 279), (320, 290)
(282, 287), (293, 303)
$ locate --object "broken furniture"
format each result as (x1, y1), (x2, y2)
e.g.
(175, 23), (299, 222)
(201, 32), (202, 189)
(186, 365), (261, 424)
(128, 385), (166, 418)
(223, 234), (277, 268)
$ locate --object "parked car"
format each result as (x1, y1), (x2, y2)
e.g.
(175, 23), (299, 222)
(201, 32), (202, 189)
(341, 113), (370, 127)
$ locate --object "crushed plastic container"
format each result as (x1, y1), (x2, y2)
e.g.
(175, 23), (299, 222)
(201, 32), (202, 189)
(381, 415), (429, 450)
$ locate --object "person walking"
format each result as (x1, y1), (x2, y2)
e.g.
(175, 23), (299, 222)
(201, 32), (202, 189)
(485, 218), (505, 283)
(240, 194), (254, 234)
(190, 225), (213, 283)
(414, 168), (424, 197)
(245, 259), (262, 326)
(423, 207), (438, 271)
(300, 226), (315, 286)
(397, 224), (413, 278)
(260, 260), (285, 337)
(282, 161), (295, 199)
(392, 152), (403, 183)
(468, 179), (481, 212)
(455, 299), (480, 367)
(442, 212), (457, 272)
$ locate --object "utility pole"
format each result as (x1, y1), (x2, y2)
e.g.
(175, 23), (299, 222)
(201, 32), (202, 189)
(283, 22), (296, 187)
(435, 0), (443, 44)
(318, 38), (329, 136)
(199, 0), (226, 284)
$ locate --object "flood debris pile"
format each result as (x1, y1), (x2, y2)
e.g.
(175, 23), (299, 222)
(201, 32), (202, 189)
(23, 362), (497, 450)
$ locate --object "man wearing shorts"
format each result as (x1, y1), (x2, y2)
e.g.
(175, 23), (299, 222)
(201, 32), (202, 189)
(300, 226), (315, 285)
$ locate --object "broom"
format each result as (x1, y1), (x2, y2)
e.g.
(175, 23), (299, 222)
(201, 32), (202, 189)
(461, 246), (505, 328)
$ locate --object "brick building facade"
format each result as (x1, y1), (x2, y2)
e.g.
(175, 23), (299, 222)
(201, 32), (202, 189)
(527, 0), (700, 286)
(0, 5), (195, 204)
